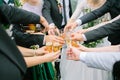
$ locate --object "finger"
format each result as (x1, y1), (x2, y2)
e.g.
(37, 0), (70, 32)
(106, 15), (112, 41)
(54, 51), (60, 56)
(53, 52), (60, 60)
(54, 37), (65, 44)
(64, 26), (67, 32)
(56, 29), (60, 35)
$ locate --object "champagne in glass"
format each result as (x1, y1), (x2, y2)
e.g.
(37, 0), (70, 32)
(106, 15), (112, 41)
(53, 42), (61, 52)
(65, 31), (72, 47)
(71, 41), (79, 47)
(46, 42), (53, 53)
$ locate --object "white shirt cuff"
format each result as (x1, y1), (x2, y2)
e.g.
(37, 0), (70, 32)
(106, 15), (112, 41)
(82, 34), (87, 41)
(49, 23), (55, 26)
(75, 19), (82, 26)
(43, 35), (46, 45)
(79, 52), (87, 62)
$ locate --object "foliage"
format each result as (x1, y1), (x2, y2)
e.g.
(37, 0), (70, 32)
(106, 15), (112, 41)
(14, 0), (22, 7)
(30, 45), (40, 50)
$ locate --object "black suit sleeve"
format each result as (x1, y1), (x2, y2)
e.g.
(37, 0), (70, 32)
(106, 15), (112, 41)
(42, 0), (54, 24)
(0, 4), (40, 24)
(80, 0), (113, 25)
(84, 19), (120, 42)
(12, 25), (44, 48)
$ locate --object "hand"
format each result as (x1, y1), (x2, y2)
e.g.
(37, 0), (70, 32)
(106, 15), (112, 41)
(70, 32), (84, 41)
(48, 28), (55, 35)
(40, 16), (49, 31)
(66, 46), (81, 61)
(64, 21), (78, 32)
(48, 25), (60, 35)
(35, 46), (49, 56)
(45, 35), (65, 45)
(42, 51), (60, 62)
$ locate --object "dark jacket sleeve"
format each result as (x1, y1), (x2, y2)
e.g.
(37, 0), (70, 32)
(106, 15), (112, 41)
(84, 19), (120, 42)
(12, 25), (44, 48)
(80, 0), (113, 25)
(0, 4), (40, 24)
(42, 0), (54, 24)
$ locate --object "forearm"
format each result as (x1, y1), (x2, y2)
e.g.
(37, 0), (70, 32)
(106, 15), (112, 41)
(18, 46), (35, 57)
(0, 4), (40, 24)
(84, 45), (120, 52)
(80, 52), (120, 71)
(78, 0), (110, 25)
(85, 18), (120, 42)
(69, 0), (85, 21)
(24, 56), (46, 67)
(87, 15), (120, 32)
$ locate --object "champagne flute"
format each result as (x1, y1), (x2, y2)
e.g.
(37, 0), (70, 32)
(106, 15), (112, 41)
(65, 30), (80, 48)
(65, 31), (72, 48)
(45, 42), (53, 53)
(53, 42), (61, 52)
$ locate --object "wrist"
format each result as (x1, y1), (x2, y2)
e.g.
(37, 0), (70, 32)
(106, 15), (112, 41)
(33, 49), (37, 56)
(49, 23), (56, 29)
(68, 19), (75, 23)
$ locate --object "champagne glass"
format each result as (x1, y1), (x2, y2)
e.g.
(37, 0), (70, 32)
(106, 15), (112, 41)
(65, 30), (80, 48)
(45, 42), (53, 53)
(53, 42), (61, 52)
(65, 31), (72, 47)
(52, 29), (64, 52)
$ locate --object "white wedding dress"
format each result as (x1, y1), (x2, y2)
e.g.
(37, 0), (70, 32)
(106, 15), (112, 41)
(60, 0), (112, 80)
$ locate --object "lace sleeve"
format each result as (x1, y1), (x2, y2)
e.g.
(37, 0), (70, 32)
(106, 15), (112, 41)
(70, 0), (86, 20)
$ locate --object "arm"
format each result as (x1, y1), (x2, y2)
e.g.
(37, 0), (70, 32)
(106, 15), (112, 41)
(0, 4), (49, 30)
(79, 45), (120, 52)
(24, 51), (60, 67)
(68, 0), (85, 23)
(79, 0), (112, 25)
(80, 52), (120, 71)
(85, 15), (120, 32)
(0, 4), (40, 24)
(12, 26), (44, 47)
(64, 0), (113, 32)
(18, 46), (35, 57)
(18, 46), (48, 57)
(84, 18), (120, 42)
(40, 16), (49, 31)
(67, 46), (120, 71)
